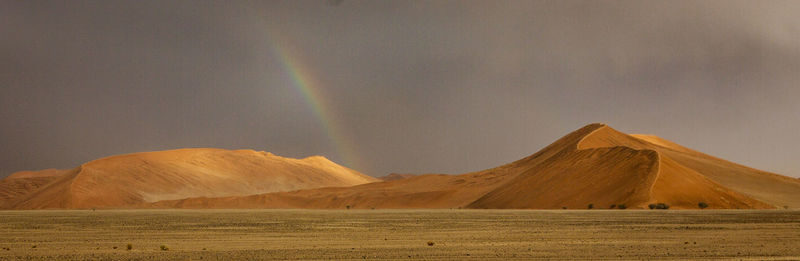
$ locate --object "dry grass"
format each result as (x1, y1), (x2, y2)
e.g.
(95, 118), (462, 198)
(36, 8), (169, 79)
(0, 209), (797, 260)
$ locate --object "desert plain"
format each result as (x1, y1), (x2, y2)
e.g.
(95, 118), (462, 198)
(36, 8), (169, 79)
(0, 209), (798, 260)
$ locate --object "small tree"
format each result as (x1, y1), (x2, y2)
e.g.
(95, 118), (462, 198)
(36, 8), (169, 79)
(698, 202), (708, 209)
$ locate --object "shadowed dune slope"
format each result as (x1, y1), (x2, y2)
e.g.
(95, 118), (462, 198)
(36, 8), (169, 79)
(2, 149), (377, 209)
(154, 124), (798, 209)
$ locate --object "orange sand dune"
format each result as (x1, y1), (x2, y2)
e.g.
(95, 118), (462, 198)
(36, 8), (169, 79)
(5, 124), (799, 210)
(470, 125), (775, 209)
(153, 124), (798, 210)
(1, 149), (377, 209)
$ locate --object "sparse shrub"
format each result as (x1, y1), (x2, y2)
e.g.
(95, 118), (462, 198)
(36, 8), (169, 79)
(126, 244), (132, 250)
(698, 202), (708, 209)
(427, 241), (434, 246)
(31, 245), (36, 249)
(609, 204), (616, 209)
(160, 245), (169, 251)
(617, 204), (627, 209)
(653, 203), (669, 209)
(588, 204), (594, 209)
(648, 204), (656, 209)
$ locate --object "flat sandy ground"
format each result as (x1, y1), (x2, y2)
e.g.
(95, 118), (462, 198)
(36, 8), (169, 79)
(0, 210), (797, 260)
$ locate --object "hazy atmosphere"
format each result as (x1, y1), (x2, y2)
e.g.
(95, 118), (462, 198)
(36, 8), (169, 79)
(2, 0), (799, 178)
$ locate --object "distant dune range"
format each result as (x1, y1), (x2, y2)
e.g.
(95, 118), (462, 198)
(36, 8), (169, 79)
(2, 124), (799, 210)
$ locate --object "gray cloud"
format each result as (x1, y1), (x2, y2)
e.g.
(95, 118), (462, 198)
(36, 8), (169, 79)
(1, 0), (799, 178)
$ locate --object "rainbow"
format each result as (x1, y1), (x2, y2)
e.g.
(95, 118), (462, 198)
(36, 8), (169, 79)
(269, 35), (364, 172)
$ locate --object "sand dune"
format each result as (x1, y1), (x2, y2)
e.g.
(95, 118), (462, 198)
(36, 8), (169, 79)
(4, 124), (798, 210)
(0, 169), (69, 207)
(471, 125), (774, 209)
(1, 149), (376, 209)
(153, 124), (798, 209)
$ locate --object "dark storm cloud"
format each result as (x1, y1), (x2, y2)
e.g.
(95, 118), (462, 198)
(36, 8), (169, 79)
(1, 0), (799, 178)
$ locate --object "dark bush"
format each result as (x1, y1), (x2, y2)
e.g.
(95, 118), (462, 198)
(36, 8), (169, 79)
(617, 204), (627, 209)
(648, 204), (656, 209)
(698, 202), (708, 209)
(126, 244), (132, 250)
(588, 204), (594, 209)
(654, 203), (669, 209)
(609, 204), (616, 209)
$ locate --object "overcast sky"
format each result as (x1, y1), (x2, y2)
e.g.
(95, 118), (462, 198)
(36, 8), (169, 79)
(2, 0), (799, 178)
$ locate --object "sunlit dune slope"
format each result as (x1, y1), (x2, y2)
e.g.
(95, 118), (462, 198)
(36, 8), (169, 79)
(2, 149), (376, 209)
(153, 124), (798, 209)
